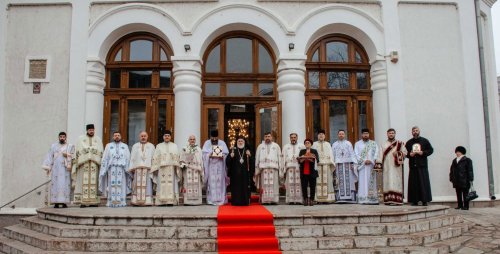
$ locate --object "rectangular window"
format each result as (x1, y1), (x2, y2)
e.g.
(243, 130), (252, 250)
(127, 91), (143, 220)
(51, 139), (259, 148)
(308, 71), (320, 89)
(207, 108), (220, 138)
(205, 83), (221, 96)
(258, 83), (274, 96)
(157, 99), (167, 144)
(329, 100), (348, 143)
(358, 100), (368, 134)
(109, 70), (121, 88)
(312, 99), (321, 138)
(356, 72), (368, 89)
(129, 70), (152, 88)
(159, 70), (171, 88)
(226, 83), (253, 96)
(327, 72), (350, 89)
(128, 100), (147, 148)
(109, 100), (120, 143)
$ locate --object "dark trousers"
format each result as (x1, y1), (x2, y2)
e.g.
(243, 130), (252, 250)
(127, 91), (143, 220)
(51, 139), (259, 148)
(455, 188), (470, 209)
(301, 174), (316, 200)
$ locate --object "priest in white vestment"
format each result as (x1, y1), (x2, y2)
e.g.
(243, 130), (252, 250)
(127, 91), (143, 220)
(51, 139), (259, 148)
(99, 131), (131, 207)
(281, 133), (305, 204)
(151, 130), (181, 205)
(202, 130), (229, 205)
(381, 128), (407, 205)
(128, 131), (155, 206)
(255, 132), (282, 204)
(332, 130), (357, 203)
(42, 132), (74, 208)
(180, 135), (204, 205)
(354, 128), (380, 205)
(72, 124), (104, 207)
(312, 130), (336, 203)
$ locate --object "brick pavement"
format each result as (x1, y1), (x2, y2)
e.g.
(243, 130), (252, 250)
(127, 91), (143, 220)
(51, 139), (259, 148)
(452, 207), (500, 253)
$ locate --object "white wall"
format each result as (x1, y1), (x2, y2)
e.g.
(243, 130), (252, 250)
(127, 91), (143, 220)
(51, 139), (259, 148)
(2, 4), (72, 207)
(399, 3), (469, 200)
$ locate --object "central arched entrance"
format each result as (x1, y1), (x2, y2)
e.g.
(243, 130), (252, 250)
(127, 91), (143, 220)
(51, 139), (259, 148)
(201, 32), (280, 149)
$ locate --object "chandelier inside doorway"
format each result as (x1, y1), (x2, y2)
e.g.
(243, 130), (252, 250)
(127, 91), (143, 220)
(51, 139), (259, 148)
(227, 119), (250, 148)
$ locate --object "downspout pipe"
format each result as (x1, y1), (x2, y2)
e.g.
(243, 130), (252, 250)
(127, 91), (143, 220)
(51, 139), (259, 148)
(474, 0), (496, 200)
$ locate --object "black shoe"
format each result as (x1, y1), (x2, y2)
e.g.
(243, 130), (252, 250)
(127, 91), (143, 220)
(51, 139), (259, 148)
(80, 205), (86, 208)
(422, 202), (428, 206)
(411, 203), (418, 206)
(462, 207), (469, 210)
(53, 204), (59, 208)
(455, 207), (462, 210)
(89, 204), (98, 207)
(61, 204), (68, 208)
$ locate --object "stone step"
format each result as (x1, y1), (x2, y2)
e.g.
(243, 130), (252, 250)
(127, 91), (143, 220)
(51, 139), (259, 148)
(424, 235), (474, 253)
(0, 234), (48, 254)
(278, 222), (470, 251)
(276, 214), (463, 238)
(21, 216), (217, 239)
(3, 224), (217, 252)
(281, 245), (445, 254)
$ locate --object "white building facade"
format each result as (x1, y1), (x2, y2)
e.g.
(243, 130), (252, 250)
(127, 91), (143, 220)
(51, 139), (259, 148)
(0, 0), (499, 208)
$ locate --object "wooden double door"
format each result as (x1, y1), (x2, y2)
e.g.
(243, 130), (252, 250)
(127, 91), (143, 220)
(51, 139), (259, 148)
(103, 94), (174, 147)
(306, 95), (373, 144)
(202, 102), (282, 149)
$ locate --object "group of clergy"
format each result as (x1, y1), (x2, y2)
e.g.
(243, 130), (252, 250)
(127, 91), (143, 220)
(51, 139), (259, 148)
(43, 123), (434, 208)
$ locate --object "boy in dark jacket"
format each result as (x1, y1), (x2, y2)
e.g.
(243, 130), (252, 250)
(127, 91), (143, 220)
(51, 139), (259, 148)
(449, 146), (474, 210)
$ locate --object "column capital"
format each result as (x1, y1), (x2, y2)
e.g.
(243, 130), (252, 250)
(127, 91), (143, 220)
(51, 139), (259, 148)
(370, 59), (388, 91)
(277, 55), (307, 93)
(172, 56), (202, 94)
(86, 58), (106, 94)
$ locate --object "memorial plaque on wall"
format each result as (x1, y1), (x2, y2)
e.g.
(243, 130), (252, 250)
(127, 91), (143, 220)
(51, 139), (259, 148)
(28, 60), (47, 80)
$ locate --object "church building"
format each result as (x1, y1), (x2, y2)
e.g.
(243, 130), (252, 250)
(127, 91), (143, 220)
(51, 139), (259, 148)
(0, 0), (499, 208)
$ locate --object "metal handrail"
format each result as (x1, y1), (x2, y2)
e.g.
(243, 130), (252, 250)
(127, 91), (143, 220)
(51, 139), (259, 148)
(0, 180), (51, 209)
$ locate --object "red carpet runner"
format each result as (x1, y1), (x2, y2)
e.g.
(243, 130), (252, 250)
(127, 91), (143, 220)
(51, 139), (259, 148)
(217, 196), (281, 254)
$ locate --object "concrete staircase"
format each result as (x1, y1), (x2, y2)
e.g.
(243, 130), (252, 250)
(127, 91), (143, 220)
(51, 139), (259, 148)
(0, 205), (473, 253)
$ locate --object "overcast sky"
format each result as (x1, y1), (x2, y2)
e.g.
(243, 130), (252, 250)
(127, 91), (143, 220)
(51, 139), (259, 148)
(493, 3), (500, 76)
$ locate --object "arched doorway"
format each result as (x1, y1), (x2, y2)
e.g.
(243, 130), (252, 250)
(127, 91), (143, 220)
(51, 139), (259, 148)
(306, 34), (373, 144)
(103, 32), (174, 147)
(201, 32), (279, 149)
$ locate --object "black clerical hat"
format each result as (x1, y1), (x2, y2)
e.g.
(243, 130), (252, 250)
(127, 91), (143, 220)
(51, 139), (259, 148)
(455, 146), (466, 155)
(210, 130), (218, 137)
(86, 124), (95, 130)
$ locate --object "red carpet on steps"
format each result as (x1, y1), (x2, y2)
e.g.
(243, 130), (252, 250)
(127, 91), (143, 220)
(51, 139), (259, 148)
(217, 198), (281, 254)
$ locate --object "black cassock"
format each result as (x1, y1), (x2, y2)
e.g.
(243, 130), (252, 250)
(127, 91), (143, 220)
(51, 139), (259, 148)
(405, 136), (434, 203)
(226, 147), (254, 206)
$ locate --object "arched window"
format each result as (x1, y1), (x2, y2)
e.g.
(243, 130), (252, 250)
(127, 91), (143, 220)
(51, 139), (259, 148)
(201, 32), (280, 148)
(104, 33), (174, 146)
(306, 34), (373, 143)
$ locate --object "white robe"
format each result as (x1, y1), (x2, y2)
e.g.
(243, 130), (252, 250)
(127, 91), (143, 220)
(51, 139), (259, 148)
(312, 141), (336, 203)
(354, 139), (380, 204)
(381, 140), (407, 205)
(72, 135), (103, 205)
(255, 142), (281, 204)
(281, 143), (305, 204)
(151, 142), (180, 205)
(202, 140), (229, 206)
(332, 140), (357, 203)
(128, 142), (155, 206)
(99, 141), (131, 207)
(42, 143), (74, 204)
(180, 145), (204, 205)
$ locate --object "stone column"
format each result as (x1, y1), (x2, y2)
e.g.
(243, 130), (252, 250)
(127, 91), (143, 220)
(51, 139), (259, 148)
(84, 58), (106, 138)
(277, 56), (307, 144)
(172, 56), (202, 145)
(370, 59), (390, 143)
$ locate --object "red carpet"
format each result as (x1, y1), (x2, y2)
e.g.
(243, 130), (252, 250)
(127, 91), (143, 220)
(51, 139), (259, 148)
(217, 198), (281, 254)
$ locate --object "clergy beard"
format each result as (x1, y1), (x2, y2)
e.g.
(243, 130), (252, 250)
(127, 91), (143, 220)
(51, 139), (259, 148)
(59, 140), (65, 144)
(87, 133), (94, 137)
(388, 138), (395, 142)
(362, 138), (369, 142)
(237, 144), (245, 149)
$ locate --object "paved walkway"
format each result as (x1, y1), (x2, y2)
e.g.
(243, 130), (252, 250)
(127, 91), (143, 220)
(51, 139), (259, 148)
(451, 207), (500, 253)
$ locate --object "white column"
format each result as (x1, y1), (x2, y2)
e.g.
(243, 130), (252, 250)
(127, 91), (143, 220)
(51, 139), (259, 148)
(67, 0), (90, 141)
(380, 0), (407, 135)
(0, 1), (7, 203)
(172, 56), (202, 145)
(277, 56), (307, 144)
(84, 58), (106, 138)
(370, 60), (390, 144)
